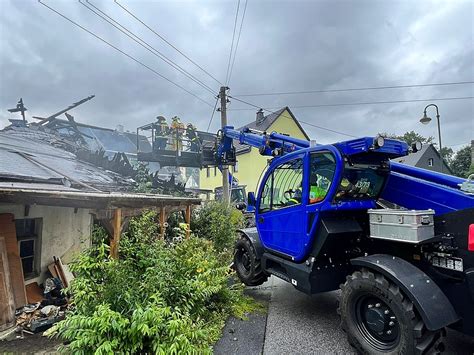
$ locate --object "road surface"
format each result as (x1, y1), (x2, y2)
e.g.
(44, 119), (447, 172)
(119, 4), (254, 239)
(215, 277), (474, 354)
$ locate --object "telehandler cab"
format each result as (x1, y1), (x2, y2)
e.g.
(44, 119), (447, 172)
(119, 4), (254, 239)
(211, 126), (474, 354)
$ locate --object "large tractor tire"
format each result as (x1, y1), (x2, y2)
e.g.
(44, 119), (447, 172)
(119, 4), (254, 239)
(338, 268), (444, 355)
(234, 235), (268, 286)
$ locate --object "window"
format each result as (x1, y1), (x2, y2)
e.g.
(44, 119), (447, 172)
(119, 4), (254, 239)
(259, 158), (304, 212)
(309, 152), (336, 204)
(335, 163), (387, 201)
(15, 218), (42, 279)
(206, 167), (210, 178)
(428, 158), (434, 167)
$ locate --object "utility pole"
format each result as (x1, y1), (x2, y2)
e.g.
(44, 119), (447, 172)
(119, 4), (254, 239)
(219, 86), (230, 204)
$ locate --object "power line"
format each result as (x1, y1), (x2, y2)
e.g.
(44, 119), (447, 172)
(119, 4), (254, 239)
(298, 120), (357, 138)
(445, 142), (470, 148)
(229, 96), (356, 138)
(228, 95), (474, 111)
(114, 0), (223, 86)
(81, 0), (215, 95)
(225, 0), (241, 85)
(227, 0), (248, 86)
(38, 0), (214, 107)
(234, 81), (474, 97)
(206, 96), (220, 132)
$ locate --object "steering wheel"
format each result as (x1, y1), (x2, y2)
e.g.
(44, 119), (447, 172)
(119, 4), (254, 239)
(283, 189), (295, 201)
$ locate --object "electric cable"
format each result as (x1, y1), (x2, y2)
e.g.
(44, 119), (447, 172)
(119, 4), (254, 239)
(207, 96), (220, 132)
(114, 0), (223, 86)
(233, 81), (474, 97)
(225, 0), (241, 85)
(227, 0), (248, 86)
(81, 0), (215, 95)
(228, 96), (474, 111)
(38, 0), (214, 107)
(229, 96), (356, 138)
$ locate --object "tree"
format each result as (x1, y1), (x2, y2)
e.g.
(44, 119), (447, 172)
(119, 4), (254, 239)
(440, 147), (454, 165)
(450, 145), (472, 178)
(381, 131), (434, 146)
(382, 131), (456, 160)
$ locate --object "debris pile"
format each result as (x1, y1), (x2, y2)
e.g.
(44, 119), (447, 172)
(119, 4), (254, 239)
(14, 257), (72, 335)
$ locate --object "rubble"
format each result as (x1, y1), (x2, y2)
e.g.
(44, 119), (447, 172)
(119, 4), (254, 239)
(13, 260), (70, 335)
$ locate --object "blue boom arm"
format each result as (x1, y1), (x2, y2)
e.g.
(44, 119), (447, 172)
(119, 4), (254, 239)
(216, 126), (310, 168)
(215, 126), (473, 216)
(382, 162), (474, 215)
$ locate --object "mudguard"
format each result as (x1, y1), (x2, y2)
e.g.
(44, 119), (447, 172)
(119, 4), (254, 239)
(237, 227), (264, 258)
(351, 254), (459, 331)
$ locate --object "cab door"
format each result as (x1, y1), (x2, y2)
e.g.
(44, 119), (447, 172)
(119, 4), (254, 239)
(256, 154), (308, 261)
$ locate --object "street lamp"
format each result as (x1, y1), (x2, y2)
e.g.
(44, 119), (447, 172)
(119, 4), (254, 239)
(420, 104), (442, 153)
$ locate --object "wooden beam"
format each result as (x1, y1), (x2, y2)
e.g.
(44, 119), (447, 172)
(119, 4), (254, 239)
(159, 206), (166, 240)
(110, 208), (122, 259)
(185, 205), (192, 239)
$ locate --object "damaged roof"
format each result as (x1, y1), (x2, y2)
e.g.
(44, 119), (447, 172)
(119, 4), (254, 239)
(0, 132), (132, 192)
(3, 119), (152, 157)
(0, 187), (201, 210)
(56, 120), (152, 156)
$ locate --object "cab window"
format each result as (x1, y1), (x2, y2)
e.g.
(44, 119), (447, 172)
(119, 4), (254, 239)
(309, 152), (336, 204)
(335, 163), (387, 201)
(259, 158), (303, 212)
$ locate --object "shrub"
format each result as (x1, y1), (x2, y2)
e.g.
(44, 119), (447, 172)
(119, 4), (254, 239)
(51, 211), (255, 354)
(191, 202), (244, 258)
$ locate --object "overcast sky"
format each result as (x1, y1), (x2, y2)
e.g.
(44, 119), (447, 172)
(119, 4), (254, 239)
(0, 0), (473, 149)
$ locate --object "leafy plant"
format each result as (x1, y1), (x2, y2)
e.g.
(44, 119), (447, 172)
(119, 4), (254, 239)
(51, 212), (255, 354)
(191, 201), (244, 260)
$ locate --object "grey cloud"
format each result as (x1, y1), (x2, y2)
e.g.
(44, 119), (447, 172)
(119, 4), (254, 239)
(1, 0), (472, 149)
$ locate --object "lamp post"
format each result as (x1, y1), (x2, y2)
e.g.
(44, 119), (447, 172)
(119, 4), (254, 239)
(420, 103), (442, 153)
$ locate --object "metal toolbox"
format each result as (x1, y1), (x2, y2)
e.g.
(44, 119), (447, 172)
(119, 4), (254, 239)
(367, 209), (435, 243)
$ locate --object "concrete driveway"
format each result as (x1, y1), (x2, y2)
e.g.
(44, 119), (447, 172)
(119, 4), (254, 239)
(215, 277), (474, 355)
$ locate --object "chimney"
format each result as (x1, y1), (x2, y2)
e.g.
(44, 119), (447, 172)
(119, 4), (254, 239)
(116, 124), (124, 133)
(256, 109), (264, 124)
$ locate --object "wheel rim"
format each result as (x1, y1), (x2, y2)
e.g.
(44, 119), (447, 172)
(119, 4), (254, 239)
(353, 294), (400, 351)
(235, 247), (252, 277)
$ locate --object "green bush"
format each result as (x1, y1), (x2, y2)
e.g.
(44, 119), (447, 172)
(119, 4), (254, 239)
(51, 211), (255, 354)
(191, 202), (244, 258)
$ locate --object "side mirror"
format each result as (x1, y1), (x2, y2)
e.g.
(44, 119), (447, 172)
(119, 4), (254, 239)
(247, 192), (256, 207)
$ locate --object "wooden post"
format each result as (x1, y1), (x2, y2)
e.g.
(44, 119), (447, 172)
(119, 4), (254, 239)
(185, 205), (192, 239)
(159, 206), (167, 240)
(110, 208), (122, 259)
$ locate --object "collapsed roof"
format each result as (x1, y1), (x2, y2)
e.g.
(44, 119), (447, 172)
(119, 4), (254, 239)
(0, 132), (132, 192)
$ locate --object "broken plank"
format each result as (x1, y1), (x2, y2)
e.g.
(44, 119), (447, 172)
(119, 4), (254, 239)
(0, 214), (27, 309)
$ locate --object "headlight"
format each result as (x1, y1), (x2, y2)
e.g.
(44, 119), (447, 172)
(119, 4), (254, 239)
(412, 141), (422, 152)
(374, 136), (385, 148)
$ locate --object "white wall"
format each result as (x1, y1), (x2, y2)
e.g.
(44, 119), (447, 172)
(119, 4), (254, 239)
(0, 203), (92, 285)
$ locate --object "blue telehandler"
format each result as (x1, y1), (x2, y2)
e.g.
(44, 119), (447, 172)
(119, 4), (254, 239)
(209, 126), (474, 354)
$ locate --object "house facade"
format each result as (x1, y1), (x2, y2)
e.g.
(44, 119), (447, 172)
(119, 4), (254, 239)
(199, 107), (310, 196)
(392, 144), (451, 174)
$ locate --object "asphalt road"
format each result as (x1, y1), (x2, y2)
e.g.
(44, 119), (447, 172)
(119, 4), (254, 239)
(216, 276), (474, 355)
(263, 277), (355, 354)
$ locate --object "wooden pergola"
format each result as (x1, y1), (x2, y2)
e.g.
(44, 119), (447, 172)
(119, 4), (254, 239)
(0, 187), (201, 258)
